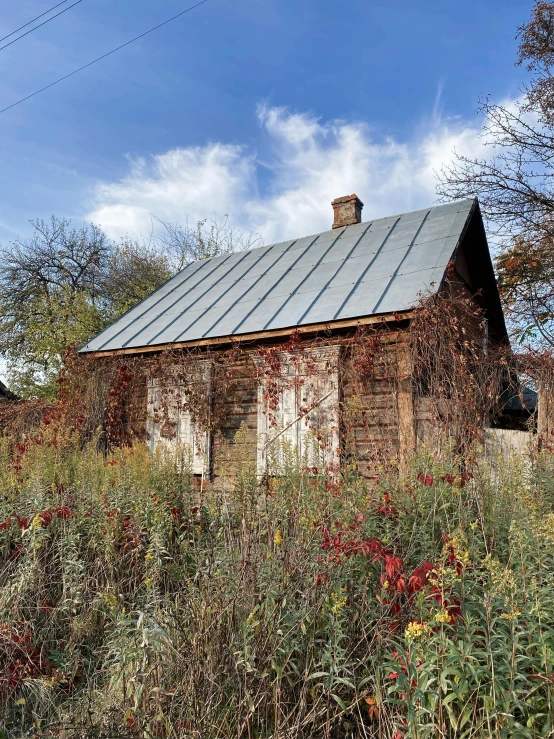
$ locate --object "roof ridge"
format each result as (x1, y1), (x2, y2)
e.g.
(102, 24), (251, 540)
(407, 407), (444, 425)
(188, 197), (477, 266)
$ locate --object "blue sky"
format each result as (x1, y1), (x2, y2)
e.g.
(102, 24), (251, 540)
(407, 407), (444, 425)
(0, 0), (533, 245)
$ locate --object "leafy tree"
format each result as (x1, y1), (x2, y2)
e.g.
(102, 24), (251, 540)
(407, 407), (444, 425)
(438, 1), (554, 347)
(0, 214), (258, 398)
(0, 218), (110, 398)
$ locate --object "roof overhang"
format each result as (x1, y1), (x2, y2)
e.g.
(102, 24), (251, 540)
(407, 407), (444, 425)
(82, 309), (414, 358)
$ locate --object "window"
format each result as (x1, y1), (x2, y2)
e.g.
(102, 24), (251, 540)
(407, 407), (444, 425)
(255, 346), (340, 473)
(146, 361), (212, 475)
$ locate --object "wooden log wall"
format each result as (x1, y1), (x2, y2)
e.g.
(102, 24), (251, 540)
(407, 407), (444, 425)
(119, 329), (415, 482)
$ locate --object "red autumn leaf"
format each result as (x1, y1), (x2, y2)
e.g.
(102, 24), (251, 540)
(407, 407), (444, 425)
(417, 472), (434, 486)
(38, 511), (53, 527)
(56, 506), (75, 520)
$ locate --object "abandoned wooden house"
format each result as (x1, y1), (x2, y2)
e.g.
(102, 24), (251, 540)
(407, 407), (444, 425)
(80, 195), (510, 478)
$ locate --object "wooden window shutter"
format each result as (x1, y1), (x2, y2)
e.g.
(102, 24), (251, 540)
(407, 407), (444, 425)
(255, 346), (341, 474)
(146, 360), (212, 475)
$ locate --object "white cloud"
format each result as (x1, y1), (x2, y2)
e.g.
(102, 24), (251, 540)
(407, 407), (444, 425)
(87, 104), (487, 245)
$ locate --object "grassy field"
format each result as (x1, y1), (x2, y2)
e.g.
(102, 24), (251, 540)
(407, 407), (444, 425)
(0, 429), (553, 738)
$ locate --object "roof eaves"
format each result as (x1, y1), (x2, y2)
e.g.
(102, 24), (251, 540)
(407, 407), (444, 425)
(82, 308), (415, 358)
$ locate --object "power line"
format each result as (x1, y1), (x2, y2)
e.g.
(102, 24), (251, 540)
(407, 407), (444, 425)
(0, 0), (72, 44)
(0, 1), (83, 53)
(0, 0), (209, 116)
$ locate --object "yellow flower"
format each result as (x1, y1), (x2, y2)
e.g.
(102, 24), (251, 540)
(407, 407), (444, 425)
(145, 552), (154, 561)
(274, 529), (283, 546)
(144, 578), (154, 587)
(500, 610), (521, 620)
(102, 593), (118, 609)
(330, 589), (348, 615)
(435, 608), (451, 624)
(405, 620), (431, 641)
(30, 515), (43, 530)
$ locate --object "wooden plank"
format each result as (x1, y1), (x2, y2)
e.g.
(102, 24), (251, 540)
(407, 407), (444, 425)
(396, 341), (416, 471)
(484, 428), (532, 465)
(83, 312), (413, 358)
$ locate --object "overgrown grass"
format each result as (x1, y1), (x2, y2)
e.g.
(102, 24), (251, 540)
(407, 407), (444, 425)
(0, 431), (553, 738)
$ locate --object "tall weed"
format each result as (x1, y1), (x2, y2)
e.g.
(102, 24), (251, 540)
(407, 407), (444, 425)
(0, 438), (553, 738)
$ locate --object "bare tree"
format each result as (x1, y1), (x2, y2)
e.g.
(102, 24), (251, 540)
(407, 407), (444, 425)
(153, 214), (262, 271)
(438, 1), (554, 347)
(101, 239), (173, 317)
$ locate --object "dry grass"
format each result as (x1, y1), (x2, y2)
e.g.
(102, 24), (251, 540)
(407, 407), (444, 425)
(0, 429), (553, 738)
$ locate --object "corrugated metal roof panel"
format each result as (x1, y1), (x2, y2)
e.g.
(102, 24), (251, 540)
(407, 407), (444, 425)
(80, 198), (476, 352)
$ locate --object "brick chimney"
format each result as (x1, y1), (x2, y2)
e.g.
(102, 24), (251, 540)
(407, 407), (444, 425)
(331, 194), (364, 229)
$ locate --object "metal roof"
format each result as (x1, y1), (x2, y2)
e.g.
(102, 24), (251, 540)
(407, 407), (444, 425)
(80, 198), (476, 353)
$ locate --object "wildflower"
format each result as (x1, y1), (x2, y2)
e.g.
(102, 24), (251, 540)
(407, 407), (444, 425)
(144, 578), (154, 587)
(274, 529), (283, 546)
(500, 610), (521, 620)
(444, 530), (470, 570)
(330, 589), (348, 615)
(30, 515), (44, 530)
(435, 608), (452, 624)
(404, 620), (431, 641)
(145, 552), (154, 561)
(102, 593), (118, 609)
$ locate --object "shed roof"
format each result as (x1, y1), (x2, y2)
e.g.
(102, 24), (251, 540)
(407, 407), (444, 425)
(81, 198), (478, 353)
